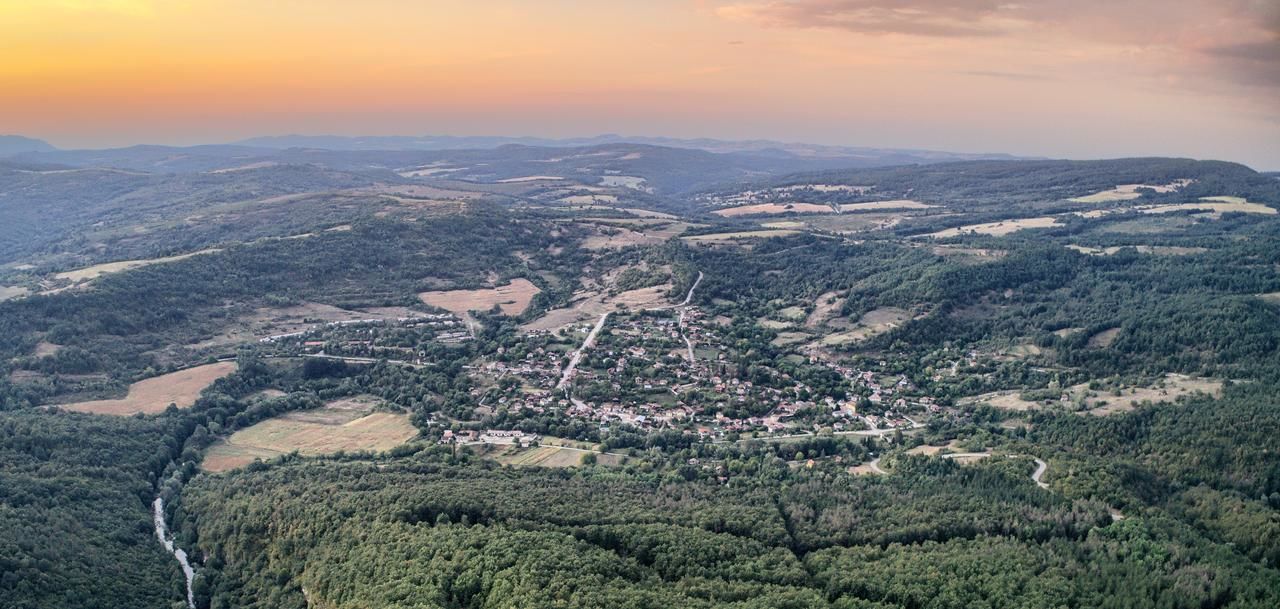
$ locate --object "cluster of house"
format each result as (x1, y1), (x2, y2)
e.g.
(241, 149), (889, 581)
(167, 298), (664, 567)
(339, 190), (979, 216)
(471, 308), (939, 440)
(440, 428), (540, 447)
(694, 183), (873, 208)
(257, 313), (471, 360)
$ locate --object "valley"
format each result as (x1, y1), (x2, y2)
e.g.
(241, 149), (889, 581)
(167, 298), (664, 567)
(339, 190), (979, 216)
(3, 144), (1280, 609)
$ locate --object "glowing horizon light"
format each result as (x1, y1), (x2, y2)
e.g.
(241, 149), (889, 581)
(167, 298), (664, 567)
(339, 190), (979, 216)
(0, 0), (1276, 168)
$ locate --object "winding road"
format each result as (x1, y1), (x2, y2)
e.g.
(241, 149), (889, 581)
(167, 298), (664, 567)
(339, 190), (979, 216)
(868, 457), (887, 475)
(863, 452), (1050, 488)
(1031, 458), (1049, 489)
(673, 272), (704, 363)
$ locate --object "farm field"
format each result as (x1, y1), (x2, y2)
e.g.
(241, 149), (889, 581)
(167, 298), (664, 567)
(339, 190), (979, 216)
(925, 217), (1060, 238)
(1068, 180), (1193, 203)
(60, 362), (237, 415)
(1139, 198), (1276, 215)
(483, 444), (623, 468)
(418, 278), (541, 316)
(522, 283), (673, 332)
(201, 396), (416, 472)
(681, 229), (802, 244)
(1067, 244), (1208, 256)
(713, 203), (834, 216)
(838, 200), (935, 212)
(0, 285), (28, 301)
(799, 212), (913, 233)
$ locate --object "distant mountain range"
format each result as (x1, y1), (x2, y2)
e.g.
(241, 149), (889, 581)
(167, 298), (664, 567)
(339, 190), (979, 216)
(0, 135), (56, 155)
(234, 133), (1029, 163)
(2, 132), (1031, 167)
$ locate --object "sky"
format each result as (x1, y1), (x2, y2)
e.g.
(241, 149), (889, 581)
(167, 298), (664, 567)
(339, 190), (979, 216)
(1, 0), (1277, 168)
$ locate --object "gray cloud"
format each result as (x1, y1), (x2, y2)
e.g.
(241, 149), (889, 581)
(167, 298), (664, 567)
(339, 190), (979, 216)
(1201, 3), (1280, 88)
(1203, 41), (1280, 88)
(718, 1), (1016, 37)
(720, 1), (1280, 89)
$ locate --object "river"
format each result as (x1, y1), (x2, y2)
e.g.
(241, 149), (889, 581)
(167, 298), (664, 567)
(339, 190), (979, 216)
(153, 496), (196, 609)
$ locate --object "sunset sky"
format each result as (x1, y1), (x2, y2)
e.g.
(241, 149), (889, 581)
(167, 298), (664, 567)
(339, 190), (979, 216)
(2, 0), (1277, 167)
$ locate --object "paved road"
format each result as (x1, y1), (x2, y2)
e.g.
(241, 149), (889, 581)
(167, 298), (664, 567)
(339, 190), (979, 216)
(941, 452), (993, 461)
(865, 452), (1051, 489)
(557, 311), (611, 389)
(1031, 458), (1049, 488)
(868, 457), (887, 474)
(674, 273), (704, 362)
(678, 271), (704, 306)
(560, 271), (704, 390)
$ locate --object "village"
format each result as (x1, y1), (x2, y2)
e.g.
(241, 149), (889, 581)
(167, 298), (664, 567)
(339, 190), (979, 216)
(449, 302), (937, 445)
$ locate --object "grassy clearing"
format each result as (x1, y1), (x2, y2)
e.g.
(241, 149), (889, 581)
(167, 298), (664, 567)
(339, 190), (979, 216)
(761, 221), (807, 229)
(578, 220), (694, 250)
(713, 203), (834, 217)
(817, 307), (911, 345)
(1068, 180), (1192, 203)
(620, 208), (677, 219)
(1067, 245), (1208, 256)
(61, 362), (237, 415)
(0, 285), (29, 301)
(1087, 327), (1121, 348)
(486, 444), (622, 468)
(771, 331), (812, 346)
(599, 175), (649, 191)
(925, 217), (1060, 238)
(807, 212), (914, 231)
(906, 440), (963, 456)
(201, 396), (416, 472)
(806, 291), (845, 328)
(496, 175), (567, 183)
(964, 374), (1222, 416)
(681, 230), (802, 244)
(558, 194), (619, 205)
(418, 278), (541, 316)
(523, 283), (673, 333)
(54, 248), (222, 283)
(1139, 199), (1276, 216)
(838, 200), (936, 212)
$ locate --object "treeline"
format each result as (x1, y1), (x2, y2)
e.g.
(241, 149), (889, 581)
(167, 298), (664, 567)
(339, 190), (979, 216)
(174, 448), (1280, 609)
(0, 411), (186, 609)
